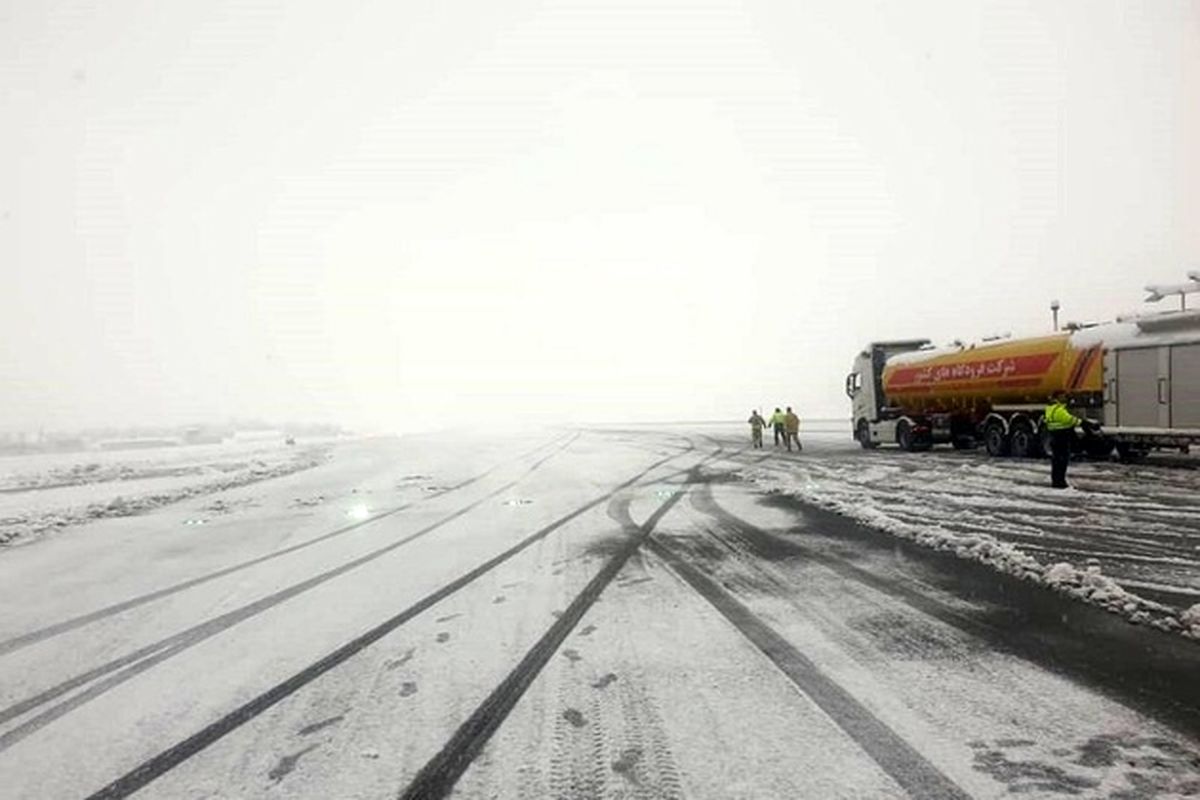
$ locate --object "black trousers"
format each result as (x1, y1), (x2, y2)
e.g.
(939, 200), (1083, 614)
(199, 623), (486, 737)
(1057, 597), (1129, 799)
(773, 425), (784, 445)
(1050, 429), (1072, 488)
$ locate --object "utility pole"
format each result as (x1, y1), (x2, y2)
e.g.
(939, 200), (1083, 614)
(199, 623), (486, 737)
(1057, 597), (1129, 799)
(1050, 299), (1060, 331)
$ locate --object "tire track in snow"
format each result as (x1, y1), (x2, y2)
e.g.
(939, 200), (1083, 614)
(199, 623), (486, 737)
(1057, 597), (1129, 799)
(80, 449), (696, 800)
(0, 434), (581, 750)
(395, 471), (693, 800)
(719, 446), (1200, 609)
(645, 530), (971, 800)
(547, 683), (604, 799)
(577, 672), (683, 800)
(689, 477), (1200, 736)
(0, 433), (578, 658)
(689, 480), (996, 640)
(542, 496), (686, 800)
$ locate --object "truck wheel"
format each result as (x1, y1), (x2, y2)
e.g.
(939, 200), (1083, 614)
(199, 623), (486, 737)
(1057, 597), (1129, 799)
(897, 420), (915, 452)
(1116, 442), (1147, 463)
(983, 422), (1010, 457)
(855, 419), (877, 450)
(1086, 438), (1115, 460)
(1010, 422), (1037, 459)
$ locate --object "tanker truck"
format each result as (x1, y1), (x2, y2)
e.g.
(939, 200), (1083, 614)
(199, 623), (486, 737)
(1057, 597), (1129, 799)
(845, 309), (1200, 459)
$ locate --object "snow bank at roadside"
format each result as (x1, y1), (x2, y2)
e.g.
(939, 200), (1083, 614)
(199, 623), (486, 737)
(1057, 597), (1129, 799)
(0, 447), (331, 547)
(742, 467), (1200, 640)
(0, 461), (206, 492)
(0, 438), (330, 492)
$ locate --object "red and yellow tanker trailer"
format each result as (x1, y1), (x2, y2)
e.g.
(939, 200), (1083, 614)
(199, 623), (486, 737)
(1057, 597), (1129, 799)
(847, 310), (1200, 458)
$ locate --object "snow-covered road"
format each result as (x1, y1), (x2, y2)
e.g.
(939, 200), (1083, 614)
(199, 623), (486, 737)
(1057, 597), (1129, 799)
(735, 425), (1200, 622)
(1, 429), (1197, 798)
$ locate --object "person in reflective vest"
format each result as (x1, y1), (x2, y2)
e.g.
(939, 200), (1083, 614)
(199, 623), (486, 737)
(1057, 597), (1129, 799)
(1044, 391), (1084, 489)
(768, 408), (786, 447)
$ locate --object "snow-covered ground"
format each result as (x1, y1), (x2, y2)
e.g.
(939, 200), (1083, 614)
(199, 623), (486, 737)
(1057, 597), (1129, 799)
(0, 438), (336, 546)
(709, 421), (1200, 636)
(0, 429), (1196, 799)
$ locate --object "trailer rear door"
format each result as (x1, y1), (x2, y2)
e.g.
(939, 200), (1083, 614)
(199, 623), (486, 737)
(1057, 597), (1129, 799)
(1170, 344), (1200, 428)
(1116, 347), (1169, 427)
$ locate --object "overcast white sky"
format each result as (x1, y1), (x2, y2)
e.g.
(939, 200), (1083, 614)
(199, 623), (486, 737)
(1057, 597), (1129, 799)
(2, 0), (1198, 432)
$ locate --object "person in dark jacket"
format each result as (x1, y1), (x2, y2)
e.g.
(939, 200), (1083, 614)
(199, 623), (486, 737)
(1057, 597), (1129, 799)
(747, 410), (766, 448)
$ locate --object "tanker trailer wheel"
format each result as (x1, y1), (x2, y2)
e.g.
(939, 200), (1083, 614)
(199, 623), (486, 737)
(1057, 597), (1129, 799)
(1010, 420), (1038, 459)
(983, 421), (1010, 457)
(855, 419), (877, 450)
(1085, 438), (1115, 460)
(1038, 426), (1054, 458)
(1116, 442), (1148, 463)
(897, 420), (916, 452)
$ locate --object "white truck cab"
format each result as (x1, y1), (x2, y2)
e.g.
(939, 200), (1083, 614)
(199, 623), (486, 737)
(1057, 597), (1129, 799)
(845, 339), (931, 448)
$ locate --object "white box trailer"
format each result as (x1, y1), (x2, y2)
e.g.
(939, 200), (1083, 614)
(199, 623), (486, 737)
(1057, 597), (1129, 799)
(1099, 313), (1200, 455)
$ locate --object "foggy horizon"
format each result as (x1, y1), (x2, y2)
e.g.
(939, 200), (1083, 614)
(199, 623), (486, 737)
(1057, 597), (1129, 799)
(4, 1), (1198, 435)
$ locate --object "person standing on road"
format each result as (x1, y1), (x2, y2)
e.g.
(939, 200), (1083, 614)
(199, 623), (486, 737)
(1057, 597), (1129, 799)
(1044, 391), (1095, 489)
(768, 408), (786, 447)
(784, 407), (802, 452)
(747, 410), (766, 449)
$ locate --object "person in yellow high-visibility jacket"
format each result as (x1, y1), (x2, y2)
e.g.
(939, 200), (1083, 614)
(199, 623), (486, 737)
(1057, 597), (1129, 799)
(768, 408), (786, 447)
(1044, 391), (1094, 489)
